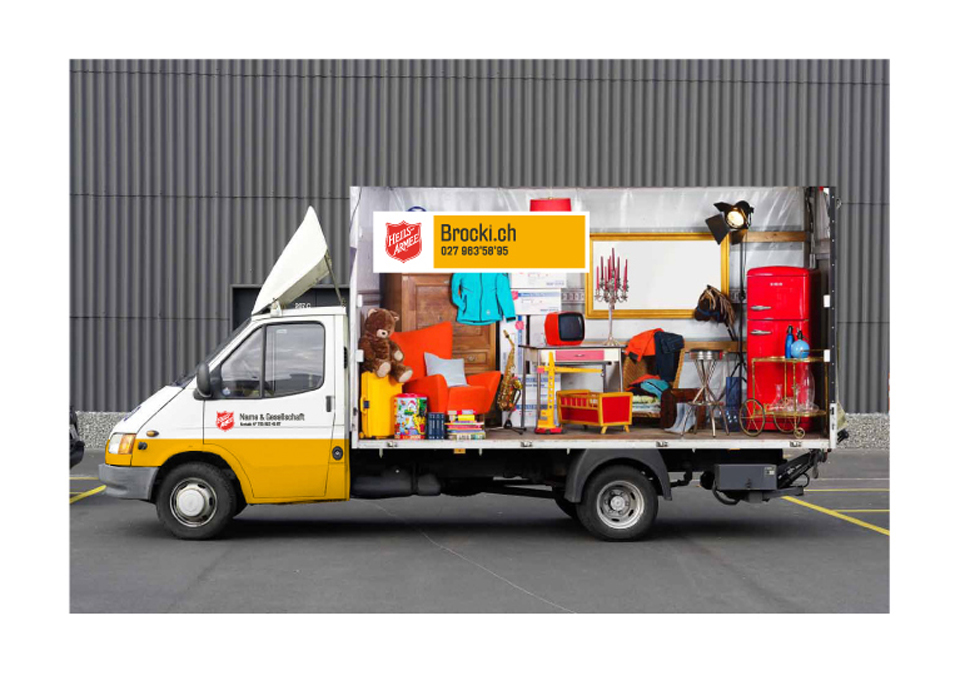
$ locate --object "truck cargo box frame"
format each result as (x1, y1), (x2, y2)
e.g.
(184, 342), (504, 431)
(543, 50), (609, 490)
(346, 186), (841, 455)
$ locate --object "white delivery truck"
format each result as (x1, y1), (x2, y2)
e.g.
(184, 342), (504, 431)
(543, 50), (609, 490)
(100, 187), (844, 541)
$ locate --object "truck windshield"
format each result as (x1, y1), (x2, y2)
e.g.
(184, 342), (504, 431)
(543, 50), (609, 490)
(172, 318), (252, 387)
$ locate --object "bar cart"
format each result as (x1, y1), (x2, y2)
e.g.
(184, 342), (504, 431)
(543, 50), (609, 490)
(740, 352), (830, 439)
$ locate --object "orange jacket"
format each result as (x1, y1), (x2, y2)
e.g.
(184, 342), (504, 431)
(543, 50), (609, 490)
(625, 328), (662, 361)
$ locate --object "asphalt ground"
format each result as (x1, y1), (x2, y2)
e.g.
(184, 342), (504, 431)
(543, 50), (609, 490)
(70, 448), (889, 613)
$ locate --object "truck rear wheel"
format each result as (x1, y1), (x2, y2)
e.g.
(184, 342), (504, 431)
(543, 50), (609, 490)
(155, 462), (236, 540)
(576, 465), (657, 541)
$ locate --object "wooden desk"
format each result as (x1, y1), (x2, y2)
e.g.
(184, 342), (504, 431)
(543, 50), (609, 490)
(518, 343), (625, 429)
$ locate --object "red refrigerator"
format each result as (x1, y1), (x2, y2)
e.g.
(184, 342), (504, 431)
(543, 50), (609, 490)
(746, 266), (814, 430)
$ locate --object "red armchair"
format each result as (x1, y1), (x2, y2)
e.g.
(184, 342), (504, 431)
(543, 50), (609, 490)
(391, 322), (502, 416)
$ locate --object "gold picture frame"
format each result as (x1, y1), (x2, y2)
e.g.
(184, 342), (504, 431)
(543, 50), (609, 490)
(585, 232), (729, 319)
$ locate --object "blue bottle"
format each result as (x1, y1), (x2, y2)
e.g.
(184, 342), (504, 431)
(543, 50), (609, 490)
(785, 326), (795, 359)
(791, 330), (810, 359)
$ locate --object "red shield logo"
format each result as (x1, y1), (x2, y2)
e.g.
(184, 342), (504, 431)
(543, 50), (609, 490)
(385, 221), (422, 263)
(216, 411), (234, 431)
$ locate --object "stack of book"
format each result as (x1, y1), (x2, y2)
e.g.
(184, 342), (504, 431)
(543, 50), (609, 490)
(445, 410), (486, 441)
(426, 412), (446, 440)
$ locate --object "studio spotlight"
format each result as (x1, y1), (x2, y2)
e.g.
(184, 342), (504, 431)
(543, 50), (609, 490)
(706, 200), (754, 245)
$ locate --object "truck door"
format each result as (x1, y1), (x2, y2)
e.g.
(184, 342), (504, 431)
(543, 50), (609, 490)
(203, 319), (336, 500)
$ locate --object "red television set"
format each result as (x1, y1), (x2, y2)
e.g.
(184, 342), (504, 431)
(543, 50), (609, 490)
(545, 312), (585, 346)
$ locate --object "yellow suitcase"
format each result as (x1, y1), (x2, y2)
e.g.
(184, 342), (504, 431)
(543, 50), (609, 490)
(360, 372), (403, 438)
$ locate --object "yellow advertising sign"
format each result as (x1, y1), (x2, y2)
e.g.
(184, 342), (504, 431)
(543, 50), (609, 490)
(372, 211), (590, 273)
(431, 213), (589, 271)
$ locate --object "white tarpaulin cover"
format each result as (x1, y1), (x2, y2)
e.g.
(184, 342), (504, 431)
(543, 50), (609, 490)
(253, 206), (331, 314)
(350, 186), (804, 293)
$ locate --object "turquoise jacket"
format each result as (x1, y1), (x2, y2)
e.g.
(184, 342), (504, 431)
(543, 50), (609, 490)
(451, 273), (517, 325)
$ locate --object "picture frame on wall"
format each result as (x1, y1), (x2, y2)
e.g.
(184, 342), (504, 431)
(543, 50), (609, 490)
(585, 232), (729, 319)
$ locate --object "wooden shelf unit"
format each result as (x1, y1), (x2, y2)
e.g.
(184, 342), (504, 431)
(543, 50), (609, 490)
(380, 273), (498, 375)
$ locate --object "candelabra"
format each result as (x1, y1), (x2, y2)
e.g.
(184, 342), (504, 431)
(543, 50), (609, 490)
(594, 249), (629, 346)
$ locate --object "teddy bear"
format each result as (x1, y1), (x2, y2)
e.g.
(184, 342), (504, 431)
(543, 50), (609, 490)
(358, 308), (413, 383)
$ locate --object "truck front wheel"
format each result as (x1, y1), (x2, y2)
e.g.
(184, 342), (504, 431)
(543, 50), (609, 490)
(155, 462), (236, 540)
(576, 465), (658, 541)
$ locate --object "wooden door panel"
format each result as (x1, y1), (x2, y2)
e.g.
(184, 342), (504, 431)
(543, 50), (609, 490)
(455, 347), (496, 374)
(414, 286), (457, 329)
(382, 273), (498, 373)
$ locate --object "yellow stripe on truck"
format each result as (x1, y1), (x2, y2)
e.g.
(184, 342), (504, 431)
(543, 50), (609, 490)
(104, 451), (131, 467)
(129, 437), (349, 504)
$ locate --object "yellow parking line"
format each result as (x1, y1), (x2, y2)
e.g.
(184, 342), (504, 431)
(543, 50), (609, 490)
(783, 496), (889, 536)
(70, 485), (105, 504)
(70, 476), (100, 481)
(836, 509), (890, 513)
(805, 488), (890, 492)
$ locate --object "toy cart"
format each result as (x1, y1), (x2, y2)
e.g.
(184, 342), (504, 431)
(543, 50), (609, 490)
(557, 390), (633, 434)
(740, 353), (830, 439)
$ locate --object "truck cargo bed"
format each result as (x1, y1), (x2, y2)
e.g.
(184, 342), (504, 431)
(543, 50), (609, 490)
(355, 425), (831, 450)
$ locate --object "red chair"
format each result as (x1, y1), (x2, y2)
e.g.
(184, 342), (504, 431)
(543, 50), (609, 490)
(392, 322), (501, 416)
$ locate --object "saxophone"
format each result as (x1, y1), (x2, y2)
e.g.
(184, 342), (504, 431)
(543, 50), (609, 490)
(497, 330), (523, 412)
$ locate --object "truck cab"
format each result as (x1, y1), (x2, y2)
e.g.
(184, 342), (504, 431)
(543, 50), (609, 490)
(100, 209), (352, 539)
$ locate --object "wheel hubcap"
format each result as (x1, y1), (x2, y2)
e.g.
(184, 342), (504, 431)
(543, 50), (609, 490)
(170, 479), (217, 528)
(596, 480), (644, 530)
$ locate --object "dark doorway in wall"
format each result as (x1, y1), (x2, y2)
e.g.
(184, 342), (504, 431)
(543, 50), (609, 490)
(230, 285), (347, 330)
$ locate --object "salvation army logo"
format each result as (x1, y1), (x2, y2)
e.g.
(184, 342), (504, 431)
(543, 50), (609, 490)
(385, 221), (422, 263)
(216, 411), (234, 431)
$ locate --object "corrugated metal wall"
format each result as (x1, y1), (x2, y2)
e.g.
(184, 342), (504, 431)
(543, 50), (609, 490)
(70, 59), (889, 412)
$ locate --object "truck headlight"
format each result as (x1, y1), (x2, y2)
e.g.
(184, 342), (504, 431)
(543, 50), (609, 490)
(107, 433), (136, 455)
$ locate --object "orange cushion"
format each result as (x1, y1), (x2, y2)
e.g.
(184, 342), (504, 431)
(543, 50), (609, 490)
(391, 322), (453, 381)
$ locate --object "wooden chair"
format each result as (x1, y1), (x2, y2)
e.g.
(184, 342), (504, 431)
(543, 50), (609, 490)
(622, 352), (685, 419)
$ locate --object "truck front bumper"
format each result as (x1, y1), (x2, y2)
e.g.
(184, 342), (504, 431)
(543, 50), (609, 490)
(98, 463), (159, 501)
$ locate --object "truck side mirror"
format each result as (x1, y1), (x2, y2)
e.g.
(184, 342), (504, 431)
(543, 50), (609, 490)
(196, 363), (213, 399)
